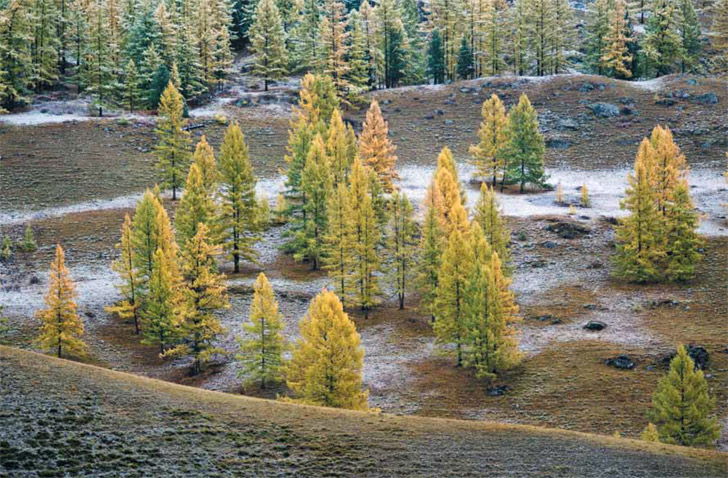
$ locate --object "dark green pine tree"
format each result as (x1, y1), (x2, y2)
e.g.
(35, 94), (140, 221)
(428, 29), (445, 85)
(677, 0), (701, 73)
(456, 35), (474, 80)
(502, 94), (547, 193)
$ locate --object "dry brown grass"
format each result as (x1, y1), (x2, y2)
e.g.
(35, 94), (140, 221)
(1, 345), (725, 477)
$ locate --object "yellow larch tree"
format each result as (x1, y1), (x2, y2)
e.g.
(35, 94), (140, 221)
(286, 289), (369, 410)
(434, 229), (474, 367)
(237, 273), (287, 389)
(470, 94), (508, 187)
(358, 99), (398, 192)
(37, 245), (87, 359)
(192, 135), (220, 196)
(107, 213), (142, 334)
(176, 223), (229, 374)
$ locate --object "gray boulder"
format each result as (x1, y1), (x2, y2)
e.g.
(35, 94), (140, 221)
(587, 103), (621, 118)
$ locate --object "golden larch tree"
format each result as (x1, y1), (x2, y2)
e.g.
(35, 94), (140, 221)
(358, 99), (398, 191)
(470, 94), (508, 186)
(286, 289), (369, 410)
(37, 245), (87, 358)
(237, 272), (287, 389)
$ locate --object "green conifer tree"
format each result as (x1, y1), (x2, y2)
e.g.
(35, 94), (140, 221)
(649, 344), (720, 447)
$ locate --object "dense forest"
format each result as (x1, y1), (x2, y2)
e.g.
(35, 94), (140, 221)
(1, 0), (727, 111)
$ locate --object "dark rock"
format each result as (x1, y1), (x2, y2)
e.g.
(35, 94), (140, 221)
(583, 304), (598, 310)
(662, 345), (709, 370)
(586, 261), (603, 269)
(605, 355), (635, 370)
(29, 276), (40, 285)
(435, 109), (444, 116)
(424, 114), (435, 120)
(584, 321), (607, 331)
(587, 103), (621, 118)
(486, 385), (508, 396)
(578, 83), (595, 93)
(546, 136), (572, 149)
(558, 118), (579, 130)
(540, 241), (558, 249)
(620, 105), (638, 116)
(694, 93), (718, 105)
(84, 310), (96, 319)
(600, 216), (619, 226)
(649, 299), (680, 309)
(544, 221), (591, 239)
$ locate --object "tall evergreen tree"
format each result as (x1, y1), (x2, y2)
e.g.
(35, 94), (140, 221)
(296, 134), (332, 269)
(36, 245), (86, 358)
(220, 122), (260, 272)
(358, 99), (398, 191)
(237, 272), (287, 389)
(175, 163), (219, 252)
(177, 224), (229, 374)
(473, 183), (511, 272)
(107, 213), (142, 334)
(434, 229), (473, 367)
(141, 247), (186, 354)
(470, 93), (507, 187)
(585, 0), (614, 75)
(124, 58), (141, 112)
(614, 139), (665, 282)
(417, 181), (445, 319)
(427, 28), (445, 84)
(389, 191), (416, 309)
(324, 182), (355, 302)
(286, 289), (369, 410)
(664, 181), (703, 281)
(643, 0), (682, 77)
(649, 345), (720, 447)
(463, 226), (520, 380)
(677, 0), (701, 73)
(349, 158), (381, 316)
(374, 0), (407, 88)
(602, 0), (634, 79)
(155, 82), (191, 200)
(250, 0), (288, 90)
(319, 0), (350, 93)
(502, 94), (547, 193)
(713, 0), (728, 71)
(456, 35), (474, 79)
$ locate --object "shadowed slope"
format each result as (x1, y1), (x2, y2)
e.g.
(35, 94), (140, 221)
(0, 346), (725, 477)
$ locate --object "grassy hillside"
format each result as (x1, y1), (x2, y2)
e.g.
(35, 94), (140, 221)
(1, 346), (725, 477)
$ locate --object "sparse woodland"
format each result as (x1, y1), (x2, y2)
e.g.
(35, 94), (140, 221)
(1, 0), (726, 463)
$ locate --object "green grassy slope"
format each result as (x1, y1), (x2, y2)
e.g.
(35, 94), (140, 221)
(0, 345), (725, 477)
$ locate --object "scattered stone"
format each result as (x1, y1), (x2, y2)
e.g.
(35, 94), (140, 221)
(694, 93), (718, 105)
(584, 321), (607, 331)
(605, 355), (635, 370)
(661, 345), (709, 370)
(558, 118), (579, 130)
(435, 109), (444, 116)
(544, 221), (591, 239)
(587, 102), (621, 118)
(84, 310), (96, 319)
(486, 385), (508, 396)
(649, 299), (680, 309)
(586, 261), (603, 269)
(540, 241), (558, 249)
(29, 276), (40, 285)
(545, 136), (572, 149)
(444, 119), (454, 125)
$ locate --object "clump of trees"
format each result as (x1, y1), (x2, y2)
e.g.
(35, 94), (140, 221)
(4, 0), (724, 112)
(107, 117), (266, 373)
(614, 125), (703, 282)
(0, 0), (234, 112)
(470, 93), (547, 193)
